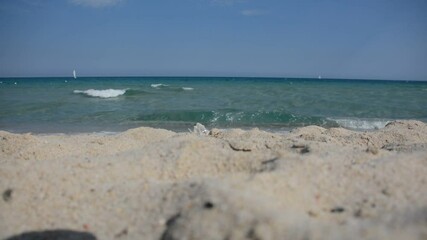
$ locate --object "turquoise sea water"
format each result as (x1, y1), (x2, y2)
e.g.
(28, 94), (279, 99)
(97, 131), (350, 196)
(0, 77), (426, 133)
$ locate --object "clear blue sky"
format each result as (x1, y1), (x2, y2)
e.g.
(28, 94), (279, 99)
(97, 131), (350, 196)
(0, 0), (426, 80)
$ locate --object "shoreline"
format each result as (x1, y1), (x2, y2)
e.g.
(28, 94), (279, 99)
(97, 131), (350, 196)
(1, 120), (427, 239)
(0, 117), (403, 135)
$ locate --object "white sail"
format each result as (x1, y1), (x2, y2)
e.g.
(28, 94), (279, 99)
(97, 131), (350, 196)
(73, 70), (77, 79)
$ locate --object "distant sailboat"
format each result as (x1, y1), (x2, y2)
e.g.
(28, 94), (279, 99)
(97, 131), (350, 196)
(73, 70), (77, 79)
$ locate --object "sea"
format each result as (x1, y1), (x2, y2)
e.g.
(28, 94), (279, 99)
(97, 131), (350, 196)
(0, 77), (426, 134)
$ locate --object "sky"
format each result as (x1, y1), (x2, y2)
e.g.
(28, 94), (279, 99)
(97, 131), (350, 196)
(0, 0), (426, 80)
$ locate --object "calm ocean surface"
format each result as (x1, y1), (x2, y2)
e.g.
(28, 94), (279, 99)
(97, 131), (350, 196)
(0, 77), (426, 133)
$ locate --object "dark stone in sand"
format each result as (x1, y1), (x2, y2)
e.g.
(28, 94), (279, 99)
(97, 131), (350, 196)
(291, 143), (306, 149)
(330, 207), (345, 213)
(204, 201), (214, 209)
(165, 213), (181, 227)
(300, 146), (310, 154)
(5, 230), (97, 240)
(246, 227), (261, 240)
(3, 188), (13, 202)
(228, 143), (252, 152)
(291, 144), (310, 154)
(257, 158), (279, 173)
(114, 228), (128, 238)
(161, 213), (182, 240)
(354, 209), (363, 218)
(382, 143), (427, 152)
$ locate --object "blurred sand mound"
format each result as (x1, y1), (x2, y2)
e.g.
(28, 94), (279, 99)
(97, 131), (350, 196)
(1, 120), (426, 239)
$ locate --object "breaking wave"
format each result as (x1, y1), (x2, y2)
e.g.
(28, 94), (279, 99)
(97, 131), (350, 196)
(151, 83), (194, 91)
(150, 83), (168, 88)
(133, 110), (395, 130)
(330, 118), (390, 130)
(73, 89), (127, 98)
(133, 110), (339, 128)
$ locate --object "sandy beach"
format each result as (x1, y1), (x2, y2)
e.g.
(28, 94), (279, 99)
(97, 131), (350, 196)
(1, 120), (426, 240)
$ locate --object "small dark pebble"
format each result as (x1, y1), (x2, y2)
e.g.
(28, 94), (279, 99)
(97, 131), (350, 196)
(5, 230), (96, 240)
(291, 144), (310, 154)
(258, 158), (278, 172)
(229, 144), (252, 152)
(381, 188), (390, 196)
(300, 146), (310, 154)
(204, 201), (214, 209)
(246, 227), (261, 240)
(165, 213), (181, 227)
(354, 209), (362, 218)
(291, 144), (306, 149)
(330, 207), (345, 213)
(307, 211), (318, 217)
(262, 158), (278, 165)
(161, 213), (182, 240)
(3, 188), (13, 202)
(115, 228), (128, 238)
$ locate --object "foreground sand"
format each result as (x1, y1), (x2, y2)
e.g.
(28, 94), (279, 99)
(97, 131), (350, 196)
(1, 120), (426, 240)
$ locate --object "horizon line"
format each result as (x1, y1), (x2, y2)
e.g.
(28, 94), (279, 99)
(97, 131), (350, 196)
(0, 75), (426, 82)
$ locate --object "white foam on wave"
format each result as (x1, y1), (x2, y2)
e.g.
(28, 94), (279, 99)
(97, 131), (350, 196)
(73, 89), (127, 98)
(151, 83), (168, 88)
(182, 87), (194, 91)
(330, 118), (390, 130)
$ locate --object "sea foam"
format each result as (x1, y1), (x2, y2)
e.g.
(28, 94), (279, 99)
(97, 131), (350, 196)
(182, 87), (194, 91)
(151, 83), (168, 88)
(331, 118), (390, 130)
(73, 89), (127, 98)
